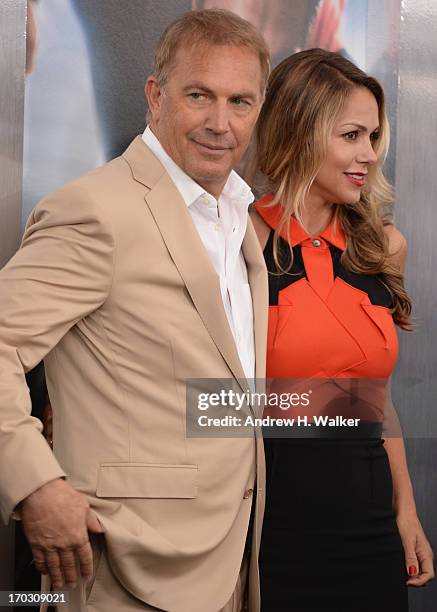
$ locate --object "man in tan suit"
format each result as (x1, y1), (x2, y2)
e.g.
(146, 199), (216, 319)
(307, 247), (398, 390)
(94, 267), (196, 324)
(0, 9), (269, 612)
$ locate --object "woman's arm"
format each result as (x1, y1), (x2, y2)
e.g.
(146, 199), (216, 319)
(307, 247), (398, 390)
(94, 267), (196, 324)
(383, 225), (434, 587)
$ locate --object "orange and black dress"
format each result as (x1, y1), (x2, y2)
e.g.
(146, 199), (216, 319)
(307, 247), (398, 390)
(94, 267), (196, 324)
(255, 195), (408, 612)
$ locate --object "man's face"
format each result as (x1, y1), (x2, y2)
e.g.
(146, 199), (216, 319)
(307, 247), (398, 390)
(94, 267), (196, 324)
(146, 44), (263, 198)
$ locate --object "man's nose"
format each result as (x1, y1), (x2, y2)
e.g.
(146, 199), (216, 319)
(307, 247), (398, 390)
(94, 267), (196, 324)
(205, 100), (231, 134)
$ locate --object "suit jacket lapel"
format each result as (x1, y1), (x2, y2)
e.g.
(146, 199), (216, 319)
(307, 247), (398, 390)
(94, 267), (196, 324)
(123, 137), (248, 387)
(242, 220), (268, 381)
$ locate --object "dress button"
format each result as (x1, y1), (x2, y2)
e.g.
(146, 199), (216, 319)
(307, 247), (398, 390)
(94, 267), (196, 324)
(243, 488), (253, 499)
(313, 239), (321, 247)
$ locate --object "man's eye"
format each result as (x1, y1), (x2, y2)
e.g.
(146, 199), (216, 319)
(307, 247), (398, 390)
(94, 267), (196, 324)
(343, 131), (359, 141)
(231, 97), (249, 106)
(188, 92), (206, 101)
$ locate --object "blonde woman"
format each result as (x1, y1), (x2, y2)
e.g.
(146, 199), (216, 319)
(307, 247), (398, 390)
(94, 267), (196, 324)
(250, 49), (434, 610)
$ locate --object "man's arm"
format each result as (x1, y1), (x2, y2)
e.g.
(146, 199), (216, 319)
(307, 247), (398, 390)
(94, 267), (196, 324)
(0, 183), (114, 586)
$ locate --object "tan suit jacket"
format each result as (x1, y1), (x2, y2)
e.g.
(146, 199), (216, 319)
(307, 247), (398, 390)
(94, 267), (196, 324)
(0, 137), (268, 611)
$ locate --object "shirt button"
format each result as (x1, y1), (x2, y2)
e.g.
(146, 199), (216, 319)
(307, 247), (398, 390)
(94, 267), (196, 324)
(243, 488), (253, 499)
(313, 239), (321, 247)
(214, 223), (220, 231)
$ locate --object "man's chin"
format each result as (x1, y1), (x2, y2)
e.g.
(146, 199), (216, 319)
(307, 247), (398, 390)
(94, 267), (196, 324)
(188, 171), (231, 196)
(189, 165), (232, 184)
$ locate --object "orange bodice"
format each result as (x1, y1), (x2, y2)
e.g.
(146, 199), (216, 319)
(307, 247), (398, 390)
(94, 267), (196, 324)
(256, 194), (398, 380)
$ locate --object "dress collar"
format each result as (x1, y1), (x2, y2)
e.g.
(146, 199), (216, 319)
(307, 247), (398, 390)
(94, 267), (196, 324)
(255, 193), (346, 251)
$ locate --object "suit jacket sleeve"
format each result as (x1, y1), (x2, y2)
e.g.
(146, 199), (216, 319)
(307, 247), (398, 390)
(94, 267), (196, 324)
(0, 184), (115, 524)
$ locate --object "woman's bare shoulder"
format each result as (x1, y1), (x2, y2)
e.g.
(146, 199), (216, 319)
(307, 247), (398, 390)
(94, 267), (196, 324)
(383, 223), (408, 273)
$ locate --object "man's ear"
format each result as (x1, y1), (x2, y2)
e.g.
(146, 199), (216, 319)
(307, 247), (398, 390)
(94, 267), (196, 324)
(145, 76), (163, 124)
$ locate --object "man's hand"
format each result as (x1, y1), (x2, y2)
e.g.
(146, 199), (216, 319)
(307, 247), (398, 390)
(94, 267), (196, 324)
(20, 478), (104, 589)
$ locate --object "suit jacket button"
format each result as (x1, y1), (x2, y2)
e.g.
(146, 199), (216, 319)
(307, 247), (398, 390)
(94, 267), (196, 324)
(243, 488), (253, 499)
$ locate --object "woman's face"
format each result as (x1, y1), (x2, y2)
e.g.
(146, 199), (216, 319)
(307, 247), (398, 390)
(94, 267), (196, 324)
(309, 87), (380, 208)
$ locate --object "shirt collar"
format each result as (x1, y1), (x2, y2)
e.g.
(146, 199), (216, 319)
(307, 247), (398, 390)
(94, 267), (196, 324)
(255, 193), (346, 251)
(142, 125), (254, 210)
(142, 126), (203, 207)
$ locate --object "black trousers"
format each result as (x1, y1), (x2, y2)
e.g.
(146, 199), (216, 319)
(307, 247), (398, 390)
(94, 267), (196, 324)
(14, 363), (48, 611)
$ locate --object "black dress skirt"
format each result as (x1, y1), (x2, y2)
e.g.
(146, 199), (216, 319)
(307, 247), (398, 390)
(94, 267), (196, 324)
(260, 437), (408, 611)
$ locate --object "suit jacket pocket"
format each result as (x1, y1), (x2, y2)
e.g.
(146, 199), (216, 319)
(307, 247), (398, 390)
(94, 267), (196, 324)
(96, 463), (198, 498)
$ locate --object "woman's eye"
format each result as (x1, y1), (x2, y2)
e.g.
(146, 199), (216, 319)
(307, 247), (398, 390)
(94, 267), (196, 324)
(370, 131), (380, 142)
(344, 131), (359, 141)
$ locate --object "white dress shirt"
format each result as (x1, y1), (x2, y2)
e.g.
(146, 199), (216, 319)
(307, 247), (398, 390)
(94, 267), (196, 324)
(142, 126), (255, 380)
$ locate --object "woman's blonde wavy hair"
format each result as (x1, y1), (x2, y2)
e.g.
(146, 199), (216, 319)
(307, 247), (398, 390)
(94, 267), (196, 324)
(250, 49), (411, 329)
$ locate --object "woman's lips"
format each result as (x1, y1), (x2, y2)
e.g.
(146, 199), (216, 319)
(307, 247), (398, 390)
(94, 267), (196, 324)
(344, 172), (366, 187)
